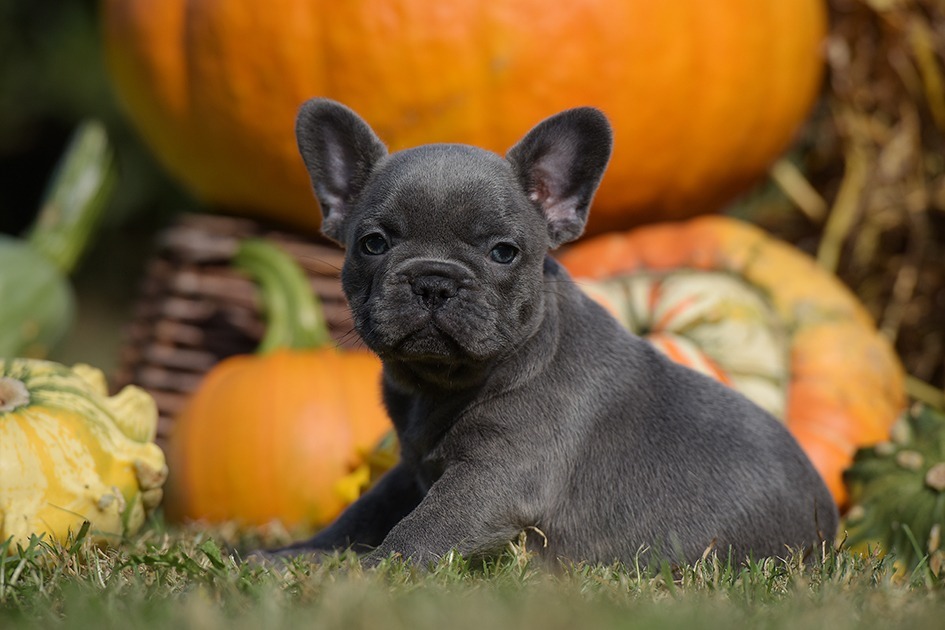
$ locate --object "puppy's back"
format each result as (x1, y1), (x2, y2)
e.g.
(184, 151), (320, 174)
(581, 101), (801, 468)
(542, 284), (838, 564)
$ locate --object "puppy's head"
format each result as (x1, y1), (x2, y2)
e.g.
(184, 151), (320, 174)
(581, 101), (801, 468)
(296, 99), (612, 381)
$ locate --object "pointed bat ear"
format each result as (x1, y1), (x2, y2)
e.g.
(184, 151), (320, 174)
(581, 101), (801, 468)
(296, 98), (388, 244)
(506, 108), (613, 248)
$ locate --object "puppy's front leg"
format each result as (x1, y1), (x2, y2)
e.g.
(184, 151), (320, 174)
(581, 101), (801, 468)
(363, 464), (525, 567)
(273, 463), (424, 555)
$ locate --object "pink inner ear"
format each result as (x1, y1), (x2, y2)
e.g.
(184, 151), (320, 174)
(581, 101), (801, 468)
(322, 134), (350, 206)
(530, 162), (578, 227)
(543, 194), (581, 228)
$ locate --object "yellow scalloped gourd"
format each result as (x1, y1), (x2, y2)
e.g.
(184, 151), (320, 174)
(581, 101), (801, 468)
(0, 359), (167, 550)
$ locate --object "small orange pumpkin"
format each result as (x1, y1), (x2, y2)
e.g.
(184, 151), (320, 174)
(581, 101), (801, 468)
(165, 240), (390, 528)
(101, 0), (827, 235)
(558, 217), (906, 507)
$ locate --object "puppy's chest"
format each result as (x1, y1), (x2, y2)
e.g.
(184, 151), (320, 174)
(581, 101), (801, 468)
(402, 445), (445, 493)
(391, 397), (465, 492)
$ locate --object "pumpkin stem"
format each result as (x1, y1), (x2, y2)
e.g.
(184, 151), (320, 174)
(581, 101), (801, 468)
(26, 120), (117, 275)
(0, 376), (30, 412)
(234, 239), (331, 353)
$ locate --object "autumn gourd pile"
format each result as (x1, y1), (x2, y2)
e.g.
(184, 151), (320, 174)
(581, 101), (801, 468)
(91, 0), (938, 566)
(0, 122), (160, 551)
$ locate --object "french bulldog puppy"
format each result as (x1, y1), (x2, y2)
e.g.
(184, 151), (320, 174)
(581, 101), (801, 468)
(271, 98), (838, 567)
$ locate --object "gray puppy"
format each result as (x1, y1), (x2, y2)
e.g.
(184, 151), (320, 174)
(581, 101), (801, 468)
(274, 98), (838, 567)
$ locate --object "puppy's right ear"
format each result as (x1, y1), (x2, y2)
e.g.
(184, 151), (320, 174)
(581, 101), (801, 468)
(507, 108), (612, 248)
(296, 98), (388, 244)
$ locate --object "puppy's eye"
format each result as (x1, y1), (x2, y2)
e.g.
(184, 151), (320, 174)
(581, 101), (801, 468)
(360, 233), (389, 256)
(490, 243), (518, 264)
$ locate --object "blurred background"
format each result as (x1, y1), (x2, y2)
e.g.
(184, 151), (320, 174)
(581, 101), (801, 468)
(0, 0), (198, 368)
(1, 0), (943, 392)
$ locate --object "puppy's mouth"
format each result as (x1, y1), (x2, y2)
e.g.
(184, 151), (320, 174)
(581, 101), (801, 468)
(386, 316), (473, 362)
(361, 301), (503, 366)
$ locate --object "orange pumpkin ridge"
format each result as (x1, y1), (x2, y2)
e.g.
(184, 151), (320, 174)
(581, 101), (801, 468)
(102, 0), (827, 235)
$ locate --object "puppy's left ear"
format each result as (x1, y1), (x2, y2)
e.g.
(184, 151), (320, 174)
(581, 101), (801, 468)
(507, 108), (613, 248)
(296, 98), (388, 244)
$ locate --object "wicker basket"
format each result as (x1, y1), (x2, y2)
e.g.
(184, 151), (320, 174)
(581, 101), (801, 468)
(113, 213), (354, 448)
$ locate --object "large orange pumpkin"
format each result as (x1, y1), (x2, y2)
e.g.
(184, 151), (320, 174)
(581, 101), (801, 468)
(558, 217), (906, 507)
(165, 240), (390, 528)
(102, 0), (827, 235)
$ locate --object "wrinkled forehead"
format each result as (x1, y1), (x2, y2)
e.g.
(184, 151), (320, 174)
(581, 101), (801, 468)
(361, 145), (525, 227)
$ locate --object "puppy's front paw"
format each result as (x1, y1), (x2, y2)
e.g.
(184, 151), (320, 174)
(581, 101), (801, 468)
(360, 549), (391, 569)
(242, 546), (327, 570)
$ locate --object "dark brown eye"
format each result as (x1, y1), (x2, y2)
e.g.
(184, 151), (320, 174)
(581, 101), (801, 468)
(360, 233), (389, 255)
(490, 243), (518, 264)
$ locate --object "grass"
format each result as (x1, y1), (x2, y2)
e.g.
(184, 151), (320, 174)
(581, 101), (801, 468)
(2, 523), (944, 629)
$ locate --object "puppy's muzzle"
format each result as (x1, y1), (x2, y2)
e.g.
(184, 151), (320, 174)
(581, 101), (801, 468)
(401, 259), (470, 311)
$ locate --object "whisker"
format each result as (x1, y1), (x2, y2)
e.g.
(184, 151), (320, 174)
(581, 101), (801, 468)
(286, 250), (345, 274)
(334, 329), (362, 348)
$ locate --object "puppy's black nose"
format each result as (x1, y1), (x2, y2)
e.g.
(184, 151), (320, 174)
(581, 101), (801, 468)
(411, 275), (458, 310)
